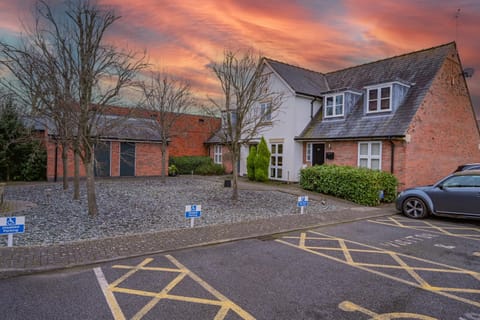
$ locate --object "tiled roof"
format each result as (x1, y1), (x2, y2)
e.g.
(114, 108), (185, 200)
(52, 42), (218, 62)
(264, 58), (329, 96)
(266, 42), (457, 140)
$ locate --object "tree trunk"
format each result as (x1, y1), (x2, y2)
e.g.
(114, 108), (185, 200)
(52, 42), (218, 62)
(73, 147), (80, 200)
(231, 150), (239, 201)
(61, 142), (69, 190)
(161, 142), (167, 183)
(85, 151), (98, 216)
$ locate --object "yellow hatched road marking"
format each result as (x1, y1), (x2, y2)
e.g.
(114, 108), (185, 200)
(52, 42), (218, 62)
(276, 230), (480, 308)
(369, 217), (480, 240)
(94, 255), (255, 320)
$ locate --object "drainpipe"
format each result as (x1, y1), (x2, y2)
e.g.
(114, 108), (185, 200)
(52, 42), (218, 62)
(54, 137), (58, 182)
(389, 138), (395, 173)
(310, 97), (318, 119)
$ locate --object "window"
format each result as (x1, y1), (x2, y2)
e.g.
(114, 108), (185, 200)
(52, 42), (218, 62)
(214, 145), (222, 164)
(306, 143), (312, 162)
(358, 142), (382, 170)
(221, 110), (237, 128)
(367, 86), (391, 113)
(270, 143), (283, 179)
(325, 94), (344, 117)
(260, 102), (272, 121)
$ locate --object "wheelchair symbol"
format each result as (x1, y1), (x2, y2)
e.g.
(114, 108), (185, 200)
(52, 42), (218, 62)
(339, 301), (437, 319)
(6, 217), (16, 225)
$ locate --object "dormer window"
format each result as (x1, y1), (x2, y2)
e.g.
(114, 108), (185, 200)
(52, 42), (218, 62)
(325, 93), (344, 118)
(367, 86), (391, 113)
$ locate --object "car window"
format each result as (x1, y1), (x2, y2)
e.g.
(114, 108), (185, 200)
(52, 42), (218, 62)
(443, 175), (480, 188)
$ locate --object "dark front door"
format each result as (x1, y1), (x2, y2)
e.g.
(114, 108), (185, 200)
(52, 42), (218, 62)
(312, 144), (325, 166)
(120, 142), (135, 176)
(94, 142), (110, 177)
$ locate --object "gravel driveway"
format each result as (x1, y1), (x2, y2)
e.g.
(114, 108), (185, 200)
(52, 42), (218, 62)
(1, 176), (346, 247)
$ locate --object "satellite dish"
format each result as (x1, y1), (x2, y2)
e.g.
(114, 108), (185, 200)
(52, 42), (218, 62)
(463, 67), (475, 78)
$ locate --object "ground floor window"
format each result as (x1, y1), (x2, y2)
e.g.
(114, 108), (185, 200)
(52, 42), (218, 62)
(214, 145), (222, 164)
(270, 143), (283, 179)
(358, 141), (381, 170)
(306, 143), (312, 162)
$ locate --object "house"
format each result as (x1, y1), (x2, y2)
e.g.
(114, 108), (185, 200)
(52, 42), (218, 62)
(42, 109), (221, 181)
(209, 42), (480, 190)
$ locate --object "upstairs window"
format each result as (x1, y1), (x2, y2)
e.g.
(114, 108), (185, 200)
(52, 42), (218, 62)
(325, 94), (344, 118)
(221, 110), (237, 128)
(260, 102), (272, 121)
(367, 86), (391, 113)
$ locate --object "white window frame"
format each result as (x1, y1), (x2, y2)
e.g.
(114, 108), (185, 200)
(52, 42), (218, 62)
(213, 145), (222, 164)
(270, 143), (283, 179)
(260, 102), (272, 121)
(306, 143), (312, 162)
(366, 85), (392, 113)
(358, 141), (382, 170)
(324, 93), (344, 118)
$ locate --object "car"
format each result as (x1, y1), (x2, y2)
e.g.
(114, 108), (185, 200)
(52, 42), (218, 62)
(454, 163), (480, 172)
(396, 170), (480, 219)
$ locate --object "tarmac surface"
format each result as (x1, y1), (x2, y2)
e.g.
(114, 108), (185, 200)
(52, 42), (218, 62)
(0, 177), (397, 279)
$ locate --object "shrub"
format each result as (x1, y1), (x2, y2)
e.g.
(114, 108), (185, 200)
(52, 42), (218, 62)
(254, 137), (270, 182)
(299, 164), (398, 206)
(195, 162), (225, 175)
(246, 145), (256, 181)
(169, 156), (213, 174)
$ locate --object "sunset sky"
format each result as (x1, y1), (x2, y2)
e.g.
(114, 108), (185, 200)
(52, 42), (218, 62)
(0, 0), (479, 118)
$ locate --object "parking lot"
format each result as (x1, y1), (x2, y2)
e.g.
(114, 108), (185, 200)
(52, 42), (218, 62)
(1, 214), (479, 319)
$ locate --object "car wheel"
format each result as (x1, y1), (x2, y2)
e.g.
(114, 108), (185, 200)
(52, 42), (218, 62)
(402, 197), (429, 219)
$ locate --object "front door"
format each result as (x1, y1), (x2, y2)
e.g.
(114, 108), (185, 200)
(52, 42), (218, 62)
(312, 144), (325, 166)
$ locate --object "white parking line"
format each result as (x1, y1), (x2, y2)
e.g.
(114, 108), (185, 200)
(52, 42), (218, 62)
(93, 267), (126, 320)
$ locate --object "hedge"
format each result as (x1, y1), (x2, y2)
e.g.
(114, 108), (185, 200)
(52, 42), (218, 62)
(169, 156), (225, 175)
(299, 165), (398, 206)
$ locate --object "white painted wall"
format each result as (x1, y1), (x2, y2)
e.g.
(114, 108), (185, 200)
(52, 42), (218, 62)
(239, 63), (321, 182)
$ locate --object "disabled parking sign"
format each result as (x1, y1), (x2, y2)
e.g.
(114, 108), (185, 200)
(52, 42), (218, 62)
(0, 216), (25, 247)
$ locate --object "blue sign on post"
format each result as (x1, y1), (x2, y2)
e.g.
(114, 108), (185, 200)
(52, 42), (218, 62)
(185, 205), (202, 228)
(185, 205), (202, 218)
(0, 216), (25, 247)
(0, 216), (25, 234)
(297, 196), (309, 207)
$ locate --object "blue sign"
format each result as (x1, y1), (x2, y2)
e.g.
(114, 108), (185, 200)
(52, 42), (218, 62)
(297, 196), (309, 207)
(0, 216), (25, 234)
(185, 205), (202, 218)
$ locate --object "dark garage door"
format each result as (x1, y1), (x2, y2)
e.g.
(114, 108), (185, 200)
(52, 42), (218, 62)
(120, 142), (135, 176)
(94, 142), (111, 177)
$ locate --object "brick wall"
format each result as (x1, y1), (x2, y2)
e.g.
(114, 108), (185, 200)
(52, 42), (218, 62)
(404, 53), (480, 188)
(208, 144), (233, 173)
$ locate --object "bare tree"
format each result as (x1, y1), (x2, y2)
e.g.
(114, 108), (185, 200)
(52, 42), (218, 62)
(207, 49), (284, 200)
(139, 72), (195, 182)
(1, 0), (147, 216)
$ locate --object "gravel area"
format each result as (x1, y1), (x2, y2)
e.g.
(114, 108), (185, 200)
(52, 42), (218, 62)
(0, 176), (345, 247)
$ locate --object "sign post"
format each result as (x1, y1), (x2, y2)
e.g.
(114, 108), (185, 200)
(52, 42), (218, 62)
(297, 196), (309, 214)
(185, 205), (202, 228)
(0, 216), (25, 247)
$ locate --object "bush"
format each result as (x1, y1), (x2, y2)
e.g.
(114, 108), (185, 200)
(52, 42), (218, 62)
(254, 137), (270, 182)
(169, 156), (213, 174)
(195, 162), (225, 175)
(246, 145), (256, 181)
(299, 164), (398, 206)
(169, 156), (224, 175)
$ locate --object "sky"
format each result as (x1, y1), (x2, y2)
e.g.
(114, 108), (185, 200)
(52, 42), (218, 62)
(0, 0), (479, 118)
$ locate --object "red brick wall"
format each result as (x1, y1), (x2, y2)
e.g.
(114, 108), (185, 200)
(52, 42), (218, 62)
(169, 114), (221, 157)
(404, 53), (480, 188)
(135, 143), (166, 176)
(46, 138), (167, 180)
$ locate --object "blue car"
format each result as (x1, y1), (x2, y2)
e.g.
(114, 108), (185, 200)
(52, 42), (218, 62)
(396, 170), (480, 219)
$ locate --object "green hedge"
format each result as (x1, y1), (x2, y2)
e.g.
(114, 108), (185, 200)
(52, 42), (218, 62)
(299, 165), (398, 206)
(169, 156), (224, 175)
